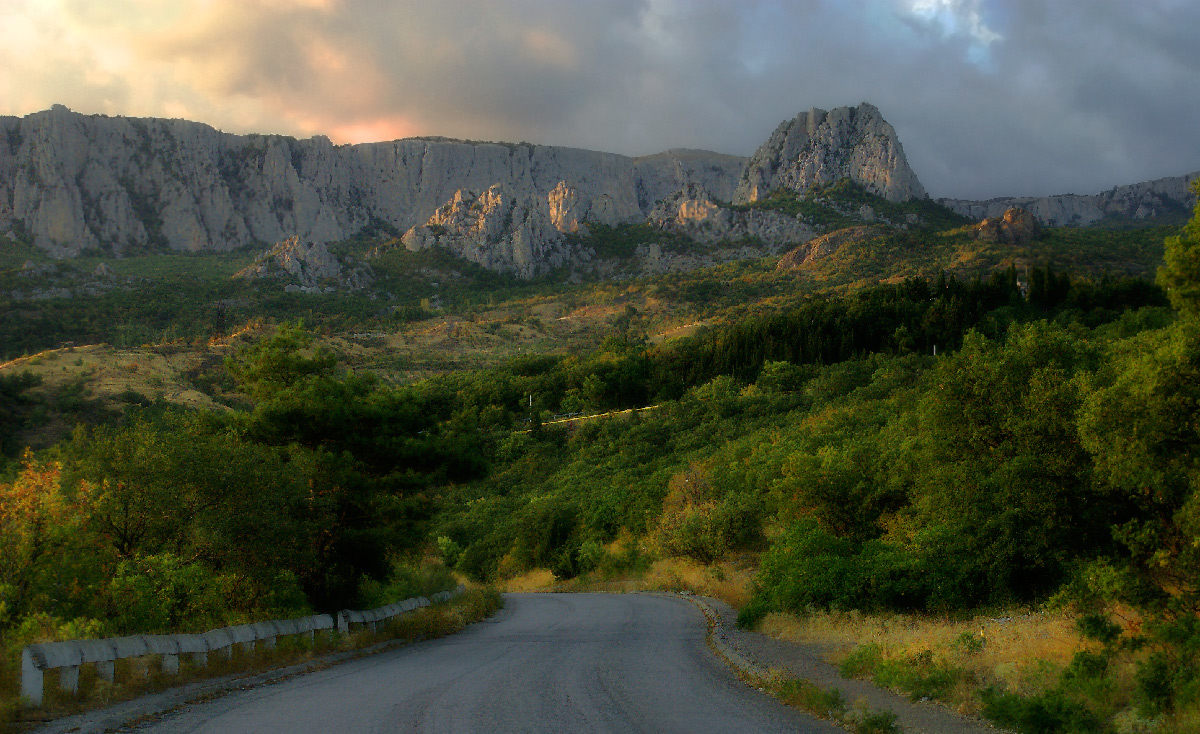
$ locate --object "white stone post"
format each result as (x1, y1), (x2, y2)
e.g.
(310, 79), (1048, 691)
(21, 649), (43, 707)
(97, 660), (115, 683)
(59, 665), (80, 695)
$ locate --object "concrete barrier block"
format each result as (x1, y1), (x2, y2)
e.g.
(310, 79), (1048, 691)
(162, 653), (180, 675)
(59, 665), (80, 695)
(275, 619), (300, 636)
(139, 635), (179, 656)
(202, 628), (234, 651)
(202, 629), (234, 660)
(75, 639), (118, 664)
(111, 635), (152, 658)
(21, 648), (44, 707)
(173, 634), (208, 655)
(96, 660), (115, 683)
(225, 624), (257, 645)
(28, 642), (83, 670)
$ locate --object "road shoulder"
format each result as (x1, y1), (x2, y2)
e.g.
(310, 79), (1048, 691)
(688, 595), (1001, 734)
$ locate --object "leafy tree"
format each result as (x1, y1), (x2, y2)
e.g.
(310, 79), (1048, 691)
(225, 320), (337, 401)
(0, 452), (97, 618)
(906, 323), (1111, 603)
(1078, 319), (1200, 613)
(1158, 179), (1200, 316)
(0, 371), (42, 460)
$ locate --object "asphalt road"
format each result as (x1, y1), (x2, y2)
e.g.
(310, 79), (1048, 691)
(131, 592), (837, 734)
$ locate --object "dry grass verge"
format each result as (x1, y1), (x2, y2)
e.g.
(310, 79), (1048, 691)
(760, 607), (1092, 701)
(502, 555), (756, 610)
(758, 607), (1095, 716)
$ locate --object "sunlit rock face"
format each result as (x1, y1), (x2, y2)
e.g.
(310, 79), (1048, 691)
(972, 207), (1042, 246)
(400, 184), (583, 279)
(648, 183), (816, 246)
(775, 225), (886, 271)
(234, 235), (374, 292)
(734, 103), (928, 205)
(939, 171), (1200, 226)
(0, 106), (746, 265)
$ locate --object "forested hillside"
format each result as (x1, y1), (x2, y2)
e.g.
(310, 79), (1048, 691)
(1, 180), (1199, 731)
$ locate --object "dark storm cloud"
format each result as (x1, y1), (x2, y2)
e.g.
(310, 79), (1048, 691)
(3, 0), (1197, 199)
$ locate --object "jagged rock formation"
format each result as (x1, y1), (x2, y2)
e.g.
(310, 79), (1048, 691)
(940, 172), (1200, 226)
(235, 235), (373, 292)
(734, 103), (927, 205)
(775, 226), (886, 271)
(0, 105), (744, 260)
(399, 184), (583, 278)
(972, 207), (1041, 246)
(648, 184), (816, 245)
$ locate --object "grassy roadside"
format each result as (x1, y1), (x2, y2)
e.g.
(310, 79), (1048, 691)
(501, 554), (1152, 733)
(2, 588), (502, 733)
(760, 607), (1094, 715)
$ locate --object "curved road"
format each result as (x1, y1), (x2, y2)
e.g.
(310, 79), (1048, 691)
(132, 593), (836, 733)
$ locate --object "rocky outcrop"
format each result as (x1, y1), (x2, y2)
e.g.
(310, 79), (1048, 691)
(0, 105), (745, 261)
(972, 207), (1041, 246)
(400, 184), (583, 278)
(940, 171), (1200, 226)
(734, 103), (927, 205)
(776, 226), (886, 271)
(235, 235), (374, 292)
(648, 184), (817, 246)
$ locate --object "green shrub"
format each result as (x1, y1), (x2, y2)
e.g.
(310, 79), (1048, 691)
(778, 678), (847, 718)
(853, 708), (901, 734)
(981, 687), (1107, 734)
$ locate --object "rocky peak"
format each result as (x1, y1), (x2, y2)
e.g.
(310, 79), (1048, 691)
(235, 235), (373, 292)
(400, 184), (581, 279)
(972, 207), (1041, 246)
(734, 103), (927, 205)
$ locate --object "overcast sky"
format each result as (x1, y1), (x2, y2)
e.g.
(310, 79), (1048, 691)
(1, 0), (1197, 199)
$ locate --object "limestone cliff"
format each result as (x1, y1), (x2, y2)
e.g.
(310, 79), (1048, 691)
(939, 171), (1199, 226)
(632, 149), (747, 209)
(734, 103), (927, 205)
(0, 105), (745, 259)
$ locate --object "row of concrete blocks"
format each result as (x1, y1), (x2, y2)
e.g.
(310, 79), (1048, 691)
(332, 588), (458, 633)
(21, 587), (461, 707)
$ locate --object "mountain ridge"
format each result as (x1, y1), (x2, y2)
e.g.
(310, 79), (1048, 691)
(0, 105), (744, 262)
(1, 103), (1196, 278)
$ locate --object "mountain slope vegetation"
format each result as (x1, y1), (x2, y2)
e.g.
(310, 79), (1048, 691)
(1, 180), (1198, 731)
